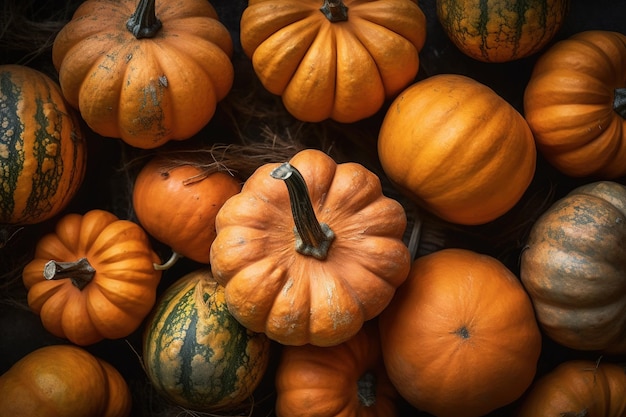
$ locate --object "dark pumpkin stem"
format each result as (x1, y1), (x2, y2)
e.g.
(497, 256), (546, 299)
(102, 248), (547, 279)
(357, 371), (377, 407)
(270, 162), (335, 260)
(43, 258), (96, 291)
(126, 0), (162, 39)
(319, 0), (349, 22)
(614, 87), (626, 118)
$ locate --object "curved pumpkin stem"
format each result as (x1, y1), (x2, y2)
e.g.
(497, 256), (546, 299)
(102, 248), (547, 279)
(320, 0), (349, 22)
(357, 371), (377, 407)
(153, 251), (182, 271)
(270, 162), (335, 260)
(126, 0), (162, 39)
(614, 87), (626, 118)
(43, 258), (96, 291)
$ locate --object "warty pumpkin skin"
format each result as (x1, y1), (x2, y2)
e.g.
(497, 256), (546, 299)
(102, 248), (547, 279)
(240, 0), (427, 123)
(436, 0), (569, 63)
(22, 209), (162, 346)
(209, 149), (411, 347)
(0, 64), (87, 225)
(0, 344), (132, 417)
(520, 181), (626, 354)
(377, 73), (537, 225)
(516, 359), (626, 417)
(52, 0), (234, 149)
(275, 321), (398, 417)
(379, 248), (542, 417)
(132, 155), (242, 265)
(523, 30), (626, 179)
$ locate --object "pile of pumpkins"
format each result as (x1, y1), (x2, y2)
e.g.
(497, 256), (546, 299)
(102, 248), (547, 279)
(0, 0), (625, 416)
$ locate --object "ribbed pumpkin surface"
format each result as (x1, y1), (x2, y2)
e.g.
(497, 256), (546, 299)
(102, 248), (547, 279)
(436, 0), (569, 62)
(142, 269), (271, 412)
(0, 65), (86, 225)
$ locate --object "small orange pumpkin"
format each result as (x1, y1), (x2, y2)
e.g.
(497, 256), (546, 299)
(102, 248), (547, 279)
(379, 248), (542, 417)
(240, 0), (427, 123)
(52, 0), (234, 149)
(0, 344), (132, 417)
(22, 209), (162, 346)
(210, 149), (411, 346)
(378, 74), (537, 225)
(524, 30), (626, 178)
(132, 155), (242, 266)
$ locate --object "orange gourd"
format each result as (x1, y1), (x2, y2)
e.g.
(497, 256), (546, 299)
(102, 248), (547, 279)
(0, 344), (132, 417)
(379, 248), (542, 417)
(52, 0), (234, 149)
(240, 0), (427, 123)
(210, 149), (411, 346)
(378, 74), (537, 225)
(22, 209), (162, 345)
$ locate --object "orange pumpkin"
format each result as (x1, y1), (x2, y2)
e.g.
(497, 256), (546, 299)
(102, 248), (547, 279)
(132, 155), (242, 266)
(239, 0), (427, 123)
(378, 74), (537, 225)
(275, 321), (398, 417)
(210, 149), (411, 346)
(524, 30), (626, 178)
(52, 0), (234, 149)
(379, 248), (542, 417)
(0, 344), (132, 417)
(22, 209), (162, 346)
(516, 359), (626, 417)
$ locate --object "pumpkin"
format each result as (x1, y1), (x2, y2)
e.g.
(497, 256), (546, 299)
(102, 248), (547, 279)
(520, 181), (626, 354)
(275, 321), (398, 417)
(436, 0), (569, 63)
(239, 0), (427, 123)
(22, 209), (162, 346)
(523, 30), (626, 178)
(142, 268), (271, 412)
(132, 155), (242, 266)
(0, 344), (132, 417)
(0, 64), (86, 225)
(377, 73), (537, 225)
(51, 0), (234, 149)
(516, 359), (626, 417)
(379, 248), (542, 417)
(210, 148), (411, 347)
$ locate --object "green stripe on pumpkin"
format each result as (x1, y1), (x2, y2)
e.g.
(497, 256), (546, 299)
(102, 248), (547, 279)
(0, 71), (24, 220)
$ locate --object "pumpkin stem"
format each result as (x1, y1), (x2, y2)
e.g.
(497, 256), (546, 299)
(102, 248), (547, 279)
(43, 258), (96, 291)
(126, 0), (162, 39)
(270, 162), (335, 260)
(614, 87), (626, 118)
(320, 0), (348, 22)
(153, 251), (182, 270)
(357, 371), (377, 407)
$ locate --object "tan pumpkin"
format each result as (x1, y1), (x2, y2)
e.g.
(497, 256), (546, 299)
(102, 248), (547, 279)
(240, 0), (427, 123)
(52, 0), (234, 149)
(520, 181), (626, 354)
(524, 30), (626, 178)
(210, 149), (411, 346)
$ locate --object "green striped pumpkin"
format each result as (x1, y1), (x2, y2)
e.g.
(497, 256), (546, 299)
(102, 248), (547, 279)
(0, 64), (87, 225)
(436, 0), (570, 62)
(142, 268), (271, 412)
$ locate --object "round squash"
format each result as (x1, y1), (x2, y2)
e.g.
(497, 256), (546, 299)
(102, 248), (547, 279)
(142, 268), (271, 412)
(378, 73), (537, 225)
(523, 30), (626, 178)
(436, 0), (569, 63)
(379, 248), (542, 417)
(240, 0), (427, 123)
(0, 64), (86, 225)
(520, 181), (626, 354)
(22, 209), (162, 346)
(0, 344), (132, 417)
(210, 149), (411, 347)
(275, 321), (398, 417)
(516, 359), (626, 417)
(52, 0), (234, 149)
(132, 155), (242, 265)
